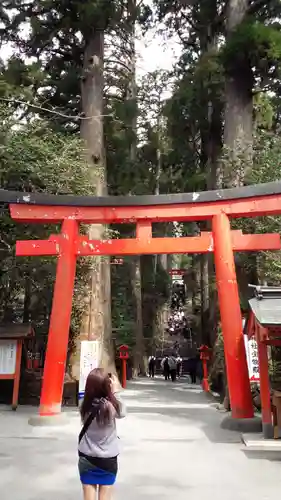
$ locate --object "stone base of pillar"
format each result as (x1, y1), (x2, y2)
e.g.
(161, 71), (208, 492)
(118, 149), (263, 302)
(28, 413), (68, 427)
(262, 422), (274, 439)
(221, 415), (262, 433)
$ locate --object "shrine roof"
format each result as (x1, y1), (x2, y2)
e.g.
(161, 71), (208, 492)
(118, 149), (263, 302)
(0, 323), (34, 339)
(1, 180), (281, 207)
(249, 285), (281, 326)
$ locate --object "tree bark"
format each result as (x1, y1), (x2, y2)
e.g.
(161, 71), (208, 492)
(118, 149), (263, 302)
(23, 276), (31, 323)
(222, 0), (253, 187)
(198, 7), (222, 350)
(223, 75), (253, 186)
(127, 0), (146, 376)
(131, 256), (145, 375)
(191, 255), (202, 344)
(200, 254), (209, 344)
(215, 0), (254, 407)
(70, 30), (112, 379)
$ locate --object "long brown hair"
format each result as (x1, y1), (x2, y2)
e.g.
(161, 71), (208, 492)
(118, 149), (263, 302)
(80, 368), (120, 425)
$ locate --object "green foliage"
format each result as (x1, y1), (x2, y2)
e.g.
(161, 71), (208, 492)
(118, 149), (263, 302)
(111, 259), (135, 347)
(0, 110), (90, 195)
(222, 20), (281, 77)
(0, 1), (152, 130)
(250, 129), (281, 285)
(231, 123), (281, 294)
(254, 93), (274, 129)
(0, 105), (91, 348)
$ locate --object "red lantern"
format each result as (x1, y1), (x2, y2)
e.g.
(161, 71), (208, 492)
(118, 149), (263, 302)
(199, 345), (212, 391)
(199, 344), (211, 361)
(119, 344), (129, 360)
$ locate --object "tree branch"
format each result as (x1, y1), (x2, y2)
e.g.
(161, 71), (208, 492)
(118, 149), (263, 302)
(0, 97), (113, 121)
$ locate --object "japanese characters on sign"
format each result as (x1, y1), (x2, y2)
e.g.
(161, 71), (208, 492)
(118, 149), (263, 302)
(244, 335), (260, 383)
(0, 340), (17, 375)
(78, 340), (101, 401)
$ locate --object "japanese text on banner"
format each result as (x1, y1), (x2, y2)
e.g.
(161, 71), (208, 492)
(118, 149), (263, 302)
(78, 340), (101, 400)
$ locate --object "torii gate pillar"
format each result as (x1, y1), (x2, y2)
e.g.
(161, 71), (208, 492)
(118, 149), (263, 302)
(212, 213), (254, 419)
(39, 219), (78, 416)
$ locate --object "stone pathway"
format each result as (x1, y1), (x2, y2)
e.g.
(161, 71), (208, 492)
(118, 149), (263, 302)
(0, 378), (281, 499)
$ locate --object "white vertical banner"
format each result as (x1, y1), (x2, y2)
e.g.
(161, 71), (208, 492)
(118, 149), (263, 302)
(78, 340), (101, 400)
(0, 340), (17, 375)
(244, 335), (260, 383)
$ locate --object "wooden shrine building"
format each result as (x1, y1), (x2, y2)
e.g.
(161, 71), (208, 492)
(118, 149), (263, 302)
(246, 286), (281, 439)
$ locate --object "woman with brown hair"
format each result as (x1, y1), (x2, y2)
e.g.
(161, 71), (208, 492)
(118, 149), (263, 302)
(78, 368), (126, 500)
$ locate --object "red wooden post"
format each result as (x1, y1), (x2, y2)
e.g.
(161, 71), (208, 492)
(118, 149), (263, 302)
(122, 359), (127, 389)
(212, 213), (254, 419)
(12, 340), (23, 410)
(119, 345), (129, 389)
(199, 345), (211, 392)
(256, 327), (273, 438)
(39, 219), (78, 416)
(202, 360), (209, 391)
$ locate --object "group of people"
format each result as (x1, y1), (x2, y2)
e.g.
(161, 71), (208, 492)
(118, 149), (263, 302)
(167, 281), (194, 340)
(171, 282), (185, 309)
(167, 308), (188, 337)
(161, 355), (182, 382)
(148, 354), (183, 382)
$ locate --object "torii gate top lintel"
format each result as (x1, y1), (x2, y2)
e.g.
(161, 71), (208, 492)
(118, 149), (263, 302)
(3, 180), (281, 223)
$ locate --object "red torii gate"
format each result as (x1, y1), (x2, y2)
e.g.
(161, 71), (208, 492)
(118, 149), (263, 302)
(4, 181), (281, 423)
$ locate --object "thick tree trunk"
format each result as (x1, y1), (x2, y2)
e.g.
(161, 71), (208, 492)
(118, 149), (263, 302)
(191, 255), (202, 344)
(205, 94), (222, 347)
(70, 30), (112, 379)
(198, 18), (222, 350)
(131, 256), (145, 375)
(23, 276), (31, 323)
(127, 0), (146, 376)
(200, 255), (209, 344)
(223, 75), (253, 185)
(213, 0), (254, 406)
(222, 0), (253, 187)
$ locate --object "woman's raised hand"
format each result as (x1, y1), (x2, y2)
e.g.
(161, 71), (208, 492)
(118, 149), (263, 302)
(110, 373), (121, 393)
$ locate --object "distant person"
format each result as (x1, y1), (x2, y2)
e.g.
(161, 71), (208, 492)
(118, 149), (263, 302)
(148, 356), (156, 378)
(187, 357), (198, 384)
(78, 368), (126, 500)
(169, 355), (177, 382)
(161, 356), (170, 380)
(176, 356), (182, 378)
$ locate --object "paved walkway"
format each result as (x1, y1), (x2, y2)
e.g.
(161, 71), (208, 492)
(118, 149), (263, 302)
(1, 378), (281, 499)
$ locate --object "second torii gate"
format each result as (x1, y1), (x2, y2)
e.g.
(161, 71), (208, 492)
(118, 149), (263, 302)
(4, 181), (281, 424)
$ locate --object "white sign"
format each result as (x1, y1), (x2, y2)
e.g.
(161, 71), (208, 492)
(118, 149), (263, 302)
(244, 335), (260, 382)
(172, 275), (184, 283)
(78, 340), (101, 400)
(0, 340), (17, 375)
